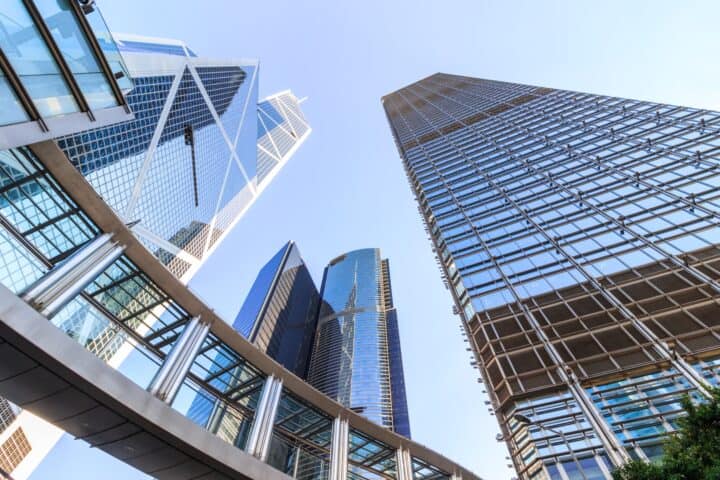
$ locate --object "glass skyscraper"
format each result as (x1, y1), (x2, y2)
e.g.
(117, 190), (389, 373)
(56, 34), (311, 282)
(383, 73), (720, 479)
(233, 241), (320, 377)
(0, 2), (310, 477)
(308, 249), (411, 438)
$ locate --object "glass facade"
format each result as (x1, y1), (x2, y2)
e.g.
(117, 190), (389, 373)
(233, 241), (320, 377)
(0, 1), (79, 117)
(0, 9), (309, 475)
(0, 0), (130, 137)
(257, 91), (311, 183)
(308, 249), (412, 438)
(53, 46), (310, 281)
(383, 73), (720, 478)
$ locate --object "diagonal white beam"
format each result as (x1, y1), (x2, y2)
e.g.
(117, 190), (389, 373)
(125, 65), (186, 217)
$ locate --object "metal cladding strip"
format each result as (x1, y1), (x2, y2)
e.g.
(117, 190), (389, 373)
(148, 316), (209, 403)
(27, 140), (483, 480)
(245, 375), (275, 458)
(164, 320), (211, 403)
(20, 234), (126, 317)
(396, 447), (413, 480)
(257, 377), (283, 462)
(392, 90), (631, 467)
(329, 417), (349, 480)
(22, 233), (114, 301)
(405, 81), (716, 396)
(41, 244), (125, 317)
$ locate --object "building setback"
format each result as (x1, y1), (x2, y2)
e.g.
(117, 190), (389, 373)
(383, 73), (720, 479)
(308, 248), (412, 438)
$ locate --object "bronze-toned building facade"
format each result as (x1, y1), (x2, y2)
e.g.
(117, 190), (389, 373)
(383, 73), (720, 479)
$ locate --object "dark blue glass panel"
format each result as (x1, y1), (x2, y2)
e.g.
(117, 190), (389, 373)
(233, 242), (289, 337)
(387, 309), (411, 438)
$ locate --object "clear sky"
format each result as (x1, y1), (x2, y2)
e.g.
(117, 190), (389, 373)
(30, 1), (720, 480)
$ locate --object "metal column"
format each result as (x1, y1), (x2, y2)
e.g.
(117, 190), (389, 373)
(148, 315), (209, 403)
(329, 417), (349, 480)
(396, 447), (413, 480)
(245, 375), (283, 461)
(22, 233), (125, 316)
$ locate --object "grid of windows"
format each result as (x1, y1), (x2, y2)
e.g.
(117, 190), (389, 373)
(384, 73), (720, 479)
(56, 61), (260, 277)
(58, 75), (175, 213)
(257, 93), (310, 183)
(0, 427), (31, 473)
(0, 399), (17, 436)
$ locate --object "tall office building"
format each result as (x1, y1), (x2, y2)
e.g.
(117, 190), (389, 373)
(0, 2), (309, 477)
(383, 73), (720, 479)
(308, 249), (411, 438)
(56, 35), (311, 282)
(233, 241), (320, 377)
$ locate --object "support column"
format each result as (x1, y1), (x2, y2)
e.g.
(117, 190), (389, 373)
(22, 233), (125, 316)
(329, 417), (349, 480)
(396, 447), (413, 480)
(148, 315), (209, 403)
(245, 375), (283, 461)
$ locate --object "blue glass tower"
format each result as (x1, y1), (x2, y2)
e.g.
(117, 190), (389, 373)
(54, 36), (311, 282)
(233, 241), (320, 377)
(307, 249), (411, 438)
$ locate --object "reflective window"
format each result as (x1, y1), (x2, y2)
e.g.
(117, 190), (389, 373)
(0, 72), (29, 125)
(34, 0), (117, 109)
(82, 7), (133, 91)
(0, 0), (78, 116)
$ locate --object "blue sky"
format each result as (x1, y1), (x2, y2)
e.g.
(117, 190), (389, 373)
(30, 1), (720, 480)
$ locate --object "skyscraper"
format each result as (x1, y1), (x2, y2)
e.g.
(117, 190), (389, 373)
(308, 249), (411, 438)
(55, 35), (311, 282)
(233, 241), (320, 377)
(0, 2), (310, 476)
(383, 73), (720, 479)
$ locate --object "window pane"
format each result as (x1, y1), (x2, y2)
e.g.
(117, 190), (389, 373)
(0, 74), (29, 125)
(0, 0), (78, 116)
(83, 7), (133, 91)
(34, 0), (117, 109)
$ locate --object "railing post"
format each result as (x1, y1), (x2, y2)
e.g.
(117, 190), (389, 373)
(396, 447), (413, 480)
(22, 233), (125, 316)
(329, 417), (349, 480)
(148, 316), (209, 403)
(245, 375), (283, 461)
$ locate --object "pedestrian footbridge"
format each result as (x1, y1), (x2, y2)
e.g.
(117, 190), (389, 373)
(0, 141), (481, 480)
